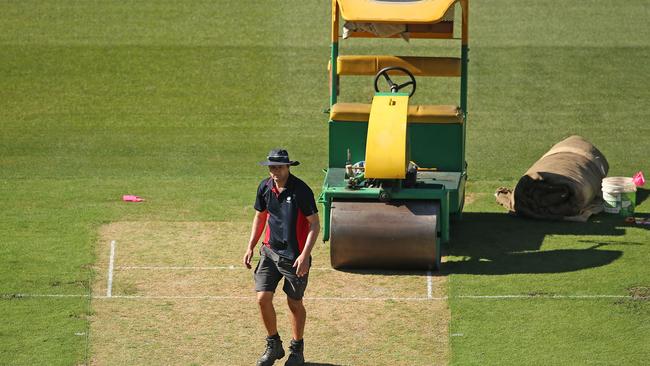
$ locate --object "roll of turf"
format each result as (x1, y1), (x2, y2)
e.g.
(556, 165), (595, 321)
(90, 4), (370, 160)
(495, 135), (609, 221)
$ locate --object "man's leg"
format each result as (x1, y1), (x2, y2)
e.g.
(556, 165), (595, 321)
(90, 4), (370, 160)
(256, 289), (285, 365)
(254, 249), (285, 366)
(285, 297), (306, 365)
(286, 297), (306, 340)
(279, 256), (309, 365)
(257, 291), (278, 336)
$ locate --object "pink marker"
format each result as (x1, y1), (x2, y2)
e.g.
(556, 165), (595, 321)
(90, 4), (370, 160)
(122, 195), (144, 202)
(633, 171), (645, 187)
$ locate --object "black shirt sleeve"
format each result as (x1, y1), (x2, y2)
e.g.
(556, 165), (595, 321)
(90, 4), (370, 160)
(297, 183), (318, 217)
(254, 179), (268, 212)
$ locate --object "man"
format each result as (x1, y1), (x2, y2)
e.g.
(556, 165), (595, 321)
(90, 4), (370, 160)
(243, 149), (320, 366)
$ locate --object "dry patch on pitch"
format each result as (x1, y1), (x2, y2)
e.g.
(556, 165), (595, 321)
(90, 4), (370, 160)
(91, 221), (449, 365)
(464, 192), (484, 206)
(91, 298), (448, 365)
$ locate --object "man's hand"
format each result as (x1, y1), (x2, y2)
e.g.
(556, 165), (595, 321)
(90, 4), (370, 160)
(291, 213), (318, 277)
(293, 254), (310, 277)
(243, 248), (254, 269)
(244, 210), (267, 270)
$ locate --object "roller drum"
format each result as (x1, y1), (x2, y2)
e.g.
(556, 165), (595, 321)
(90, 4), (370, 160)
(330, 200), (440, 270)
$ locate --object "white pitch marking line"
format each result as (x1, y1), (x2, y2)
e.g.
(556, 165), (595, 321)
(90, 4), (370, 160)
(1, 294), (89, 299)
(427, 270), (433, 299)
(117, 266), (238, 270)
(106, 240), (116, 298)
(0, 294), (442, 301)
(457, 294), (631, 299)
(115, 265), (335, 271)
(95, 295), (252, 300)
(91, 295), (445, 301)
(308, 296), (444, 302)
(3, 293), (641, 301)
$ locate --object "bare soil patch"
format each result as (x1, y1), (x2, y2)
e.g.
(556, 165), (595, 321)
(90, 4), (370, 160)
(91, 298), (448, 366)
(629, 286), (650, 300)
(92, 221), (450, 365)
(464, 192), (484, 206)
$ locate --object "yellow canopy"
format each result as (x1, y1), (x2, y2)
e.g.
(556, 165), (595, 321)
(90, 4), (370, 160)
(337, 0), (457, 24)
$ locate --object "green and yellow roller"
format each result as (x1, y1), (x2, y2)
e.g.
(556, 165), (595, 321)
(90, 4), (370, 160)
(319, 0), (470, 270)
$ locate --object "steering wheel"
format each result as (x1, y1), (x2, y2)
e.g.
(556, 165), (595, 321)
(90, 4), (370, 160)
(374, 66), (417, 97)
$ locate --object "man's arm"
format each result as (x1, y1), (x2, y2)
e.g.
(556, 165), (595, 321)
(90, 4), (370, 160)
(293, 213), (320, 277)
(243, 210), (268, 269)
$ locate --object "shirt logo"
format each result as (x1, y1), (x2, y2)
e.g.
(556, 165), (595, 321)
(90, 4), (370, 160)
(286, 196), (292, 202)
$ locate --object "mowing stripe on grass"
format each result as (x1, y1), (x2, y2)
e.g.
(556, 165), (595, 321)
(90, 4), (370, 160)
(106, 240), (116, 297)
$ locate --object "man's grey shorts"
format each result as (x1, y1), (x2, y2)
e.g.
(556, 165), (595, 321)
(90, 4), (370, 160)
(254, 245), (309, 300)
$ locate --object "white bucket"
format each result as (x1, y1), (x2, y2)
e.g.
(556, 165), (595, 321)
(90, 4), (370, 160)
(602, 177), (637, 216)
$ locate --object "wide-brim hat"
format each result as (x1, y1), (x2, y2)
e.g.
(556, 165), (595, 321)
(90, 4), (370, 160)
(259, 149), (300, 166)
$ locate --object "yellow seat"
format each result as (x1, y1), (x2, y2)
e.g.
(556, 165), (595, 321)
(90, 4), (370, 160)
(337, 0), (457, 24)
(335, 55), (461, 77)
(330, 102), (463, 124)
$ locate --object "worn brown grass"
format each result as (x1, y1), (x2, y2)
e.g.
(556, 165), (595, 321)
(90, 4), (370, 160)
(92, 221), (449, 365)
(463, 192), (484, 207)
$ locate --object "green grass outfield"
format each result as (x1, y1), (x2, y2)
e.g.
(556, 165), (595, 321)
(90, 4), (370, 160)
(1, 0), (649, 364)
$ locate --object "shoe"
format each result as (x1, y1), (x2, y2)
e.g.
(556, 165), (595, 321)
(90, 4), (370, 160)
(284, 339), (304, 366)
(257, 334), (285, 366)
